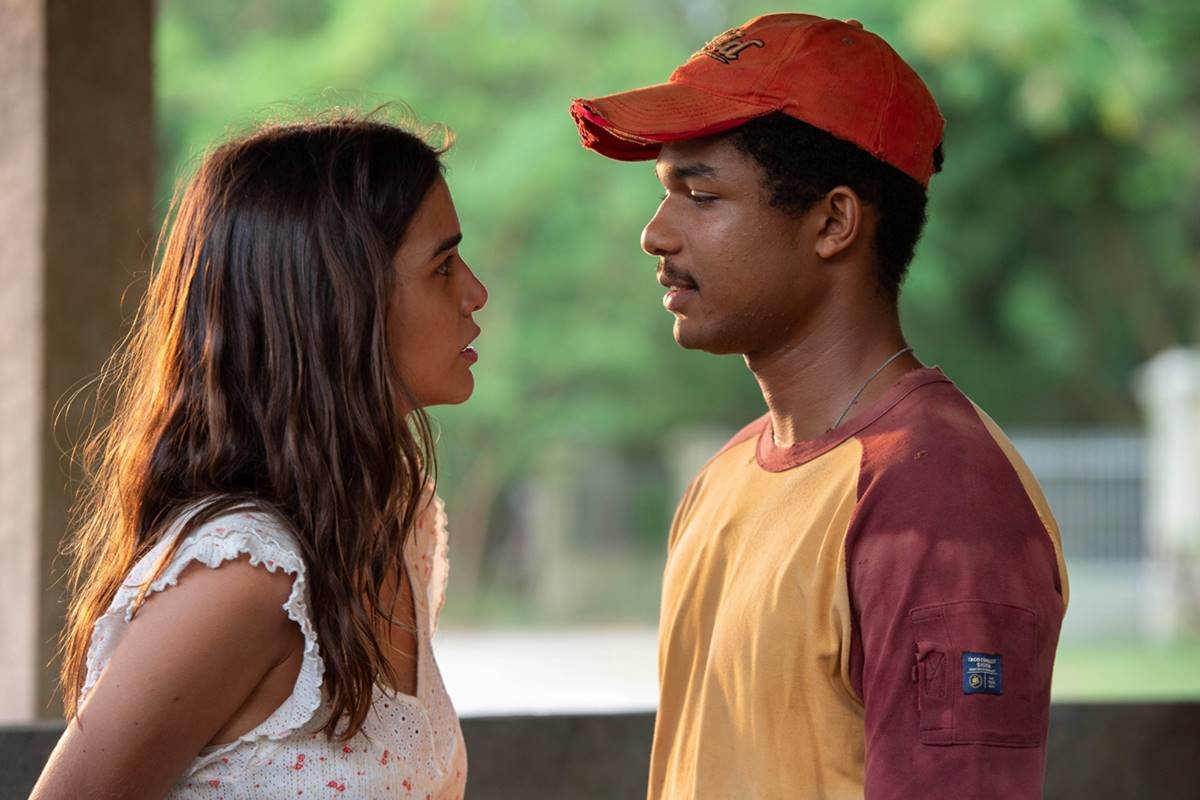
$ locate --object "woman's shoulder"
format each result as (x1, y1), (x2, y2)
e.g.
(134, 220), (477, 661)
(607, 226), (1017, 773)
(81, 498), (323, 729)
(89, 501), (309, 640)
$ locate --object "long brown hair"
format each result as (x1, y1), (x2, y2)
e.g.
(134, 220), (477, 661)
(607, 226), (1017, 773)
(60, 112), (450, 739)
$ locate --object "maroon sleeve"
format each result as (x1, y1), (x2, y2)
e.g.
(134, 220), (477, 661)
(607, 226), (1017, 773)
(846, 385), (1066, 800)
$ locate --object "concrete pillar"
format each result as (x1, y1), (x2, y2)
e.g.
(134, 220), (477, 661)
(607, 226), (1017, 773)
(1136, 347), (1200, 640)
(0, 0), (47, 726)
(0, 0), (153, 721)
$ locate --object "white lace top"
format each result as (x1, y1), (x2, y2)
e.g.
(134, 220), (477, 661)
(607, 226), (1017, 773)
(79, 493), (467, 800)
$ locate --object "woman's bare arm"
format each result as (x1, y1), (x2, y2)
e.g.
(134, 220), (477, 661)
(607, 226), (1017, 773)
(31, 555), (300, 800)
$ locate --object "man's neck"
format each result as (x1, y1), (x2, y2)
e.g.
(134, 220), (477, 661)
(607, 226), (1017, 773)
(746, 302), (920, 447)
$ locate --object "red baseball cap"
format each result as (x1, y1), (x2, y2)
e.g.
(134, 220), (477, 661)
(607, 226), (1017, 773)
(570, 13), (944, 187)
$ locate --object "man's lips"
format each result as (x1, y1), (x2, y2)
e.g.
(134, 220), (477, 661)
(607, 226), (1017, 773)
(658, 268), (698, 313)
(656, 270), (698, 292)
(663, 285), (697, 313)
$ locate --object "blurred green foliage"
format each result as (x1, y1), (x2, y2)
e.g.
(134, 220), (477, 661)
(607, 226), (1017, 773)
(156, 0), (1199, 618)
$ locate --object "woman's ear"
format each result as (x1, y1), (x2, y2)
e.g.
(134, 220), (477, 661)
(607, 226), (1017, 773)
(814, 185), (864, 260)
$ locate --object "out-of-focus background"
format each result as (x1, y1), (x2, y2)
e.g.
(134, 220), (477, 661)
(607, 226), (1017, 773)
(2, 0), (1198, 795)
(152, 0), (1200, 702)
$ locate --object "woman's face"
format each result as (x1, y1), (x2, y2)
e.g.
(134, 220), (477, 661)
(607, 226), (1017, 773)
(388, 177), (488, 408)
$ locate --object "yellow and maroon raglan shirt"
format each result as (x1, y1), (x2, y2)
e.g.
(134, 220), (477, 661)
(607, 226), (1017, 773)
(648, 367), (1069, 800)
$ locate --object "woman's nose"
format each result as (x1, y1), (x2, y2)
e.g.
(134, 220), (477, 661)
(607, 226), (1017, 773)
(462, 264), (487, 314)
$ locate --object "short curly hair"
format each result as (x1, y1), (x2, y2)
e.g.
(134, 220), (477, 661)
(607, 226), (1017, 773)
(725, 112), (943, 301)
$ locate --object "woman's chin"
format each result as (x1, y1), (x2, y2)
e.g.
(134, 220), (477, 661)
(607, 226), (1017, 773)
(422, 377), (475, 408)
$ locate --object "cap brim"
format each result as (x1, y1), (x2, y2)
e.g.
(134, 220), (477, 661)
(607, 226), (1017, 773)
(571, 80), (774, 161)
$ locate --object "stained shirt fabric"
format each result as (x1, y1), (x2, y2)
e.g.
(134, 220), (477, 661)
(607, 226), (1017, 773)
(648, 367), (1069, 800)
(80, 491), (466, 800)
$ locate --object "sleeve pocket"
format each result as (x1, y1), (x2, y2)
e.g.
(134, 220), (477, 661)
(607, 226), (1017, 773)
(909, 600), (1041, 747)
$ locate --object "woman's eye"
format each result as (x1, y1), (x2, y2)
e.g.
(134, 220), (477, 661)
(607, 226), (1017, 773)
(436, 255), (454, 276)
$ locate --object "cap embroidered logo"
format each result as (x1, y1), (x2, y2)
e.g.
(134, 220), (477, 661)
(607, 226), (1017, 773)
(701, 28), (765, 63)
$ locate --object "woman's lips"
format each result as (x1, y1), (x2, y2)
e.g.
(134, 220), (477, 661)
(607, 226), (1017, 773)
(663, 286), (698, 313)
(460, 345), (478, 364)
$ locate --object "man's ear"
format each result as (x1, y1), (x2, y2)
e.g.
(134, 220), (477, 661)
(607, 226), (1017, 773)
(814, 186), (864, 260)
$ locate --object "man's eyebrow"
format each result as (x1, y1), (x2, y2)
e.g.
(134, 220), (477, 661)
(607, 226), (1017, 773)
(430, 232), (463, 260)
(656, 162), (720, 182)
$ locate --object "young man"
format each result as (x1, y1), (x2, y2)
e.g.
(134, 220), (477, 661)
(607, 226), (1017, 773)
(570, 13), (1068, 800)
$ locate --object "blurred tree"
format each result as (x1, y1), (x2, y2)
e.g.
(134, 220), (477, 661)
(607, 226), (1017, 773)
(890, 0), (1200, 423)
(154, 0), (1198, 614)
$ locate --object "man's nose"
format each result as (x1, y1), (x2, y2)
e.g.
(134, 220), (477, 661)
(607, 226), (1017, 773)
(641, 206), (680, 257)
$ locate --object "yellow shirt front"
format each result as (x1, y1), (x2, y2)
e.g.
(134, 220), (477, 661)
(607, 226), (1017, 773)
(648, 369), (1068, 800)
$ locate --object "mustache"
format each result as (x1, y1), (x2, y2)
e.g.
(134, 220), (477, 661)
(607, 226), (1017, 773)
(658, 259), (698, 289)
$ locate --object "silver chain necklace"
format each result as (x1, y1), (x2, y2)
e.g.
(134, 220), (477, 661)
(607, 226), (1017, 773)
(829, 346), (914, 431)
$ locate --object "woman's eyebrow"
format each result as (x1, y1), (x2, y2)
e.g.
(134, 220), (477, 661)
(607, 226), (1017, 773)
(430, 231), (463, 260)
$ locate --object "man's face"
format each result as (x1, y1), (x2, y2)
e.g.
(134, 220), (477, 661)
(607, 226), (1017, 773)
(643, 136), (828, 358)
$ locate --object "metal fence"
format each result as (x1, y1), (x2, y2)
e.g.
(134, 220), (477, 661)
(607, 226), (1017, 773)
(1010, 430), (1144, 561)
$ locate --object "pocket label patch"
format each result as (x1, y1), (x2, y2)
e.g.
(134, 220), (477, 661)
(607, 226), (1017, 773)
(962, 651), (1003, 695)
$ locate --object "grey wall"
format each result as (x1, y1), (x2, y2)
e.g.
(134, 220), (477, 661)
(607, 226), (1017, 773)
(4, 705), (1198, 799)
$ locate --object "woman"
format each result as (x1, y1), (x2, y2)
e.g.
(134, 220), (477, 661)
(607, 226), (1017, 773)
(31, 113), (486, 799)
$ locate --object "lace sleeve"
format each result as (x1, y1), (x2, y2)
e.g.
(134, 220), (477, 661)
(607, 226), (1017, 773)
(424, 494), (451, 635)
(405, 490), (451, 635)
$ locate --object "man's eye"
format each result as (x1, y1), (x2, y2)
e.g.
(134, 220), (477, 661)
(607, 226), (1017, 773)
(659, 190), (716, 204)
(436, 255), (453, 276)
